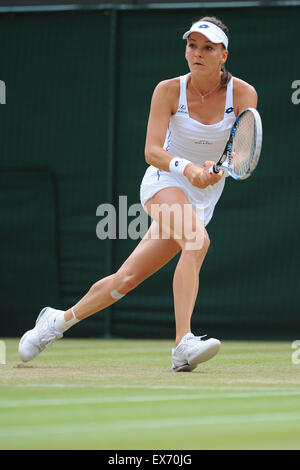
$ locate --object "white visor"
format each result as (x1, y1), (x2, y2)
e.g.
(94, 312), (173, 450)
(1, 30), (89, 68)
(183, 20), (228, 50)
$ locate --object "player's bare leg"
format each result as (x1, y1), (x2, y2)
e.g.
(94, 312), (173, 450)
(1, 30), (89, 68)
(64, 222), (180, 321)
(145, 186), (220, 371)
(145, 187), (208, 345)
(18, 222), (180, 362)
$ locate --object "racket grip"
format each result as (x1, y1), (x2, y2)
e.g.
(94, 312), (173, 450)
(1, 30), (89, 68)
(209, 164), (220, 174)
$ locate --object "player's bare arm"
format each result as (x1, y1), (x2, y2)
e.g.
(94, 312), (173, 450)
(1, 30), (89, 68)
(144, 79), (179, 171)
(233, 77), (258, 114)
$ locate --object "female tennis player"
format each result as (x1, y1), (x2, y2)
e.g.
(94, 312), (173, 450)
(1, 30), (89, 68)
(19, 16), (258, 372)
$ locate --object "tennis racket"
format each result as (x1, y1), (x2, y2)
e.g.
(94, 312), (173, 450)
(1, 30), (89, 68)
(210, 108), (262, 180)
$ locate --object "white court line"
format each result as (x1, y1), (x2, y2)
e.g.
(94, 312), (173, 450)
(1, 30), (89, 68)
(1, 411), (300, 438)
(1, 390), (300, 408)
(4, 383), (299, 391)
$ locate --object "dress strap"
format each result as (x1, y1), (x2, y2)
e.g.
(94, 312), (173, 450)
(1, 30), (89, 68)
(223, 77), (235, 118)
(176, 74), (189, 116)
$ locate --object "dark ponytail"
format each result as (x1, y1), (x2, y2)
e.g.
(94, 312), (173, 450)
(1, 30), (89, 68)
(198, 16), (232, 88)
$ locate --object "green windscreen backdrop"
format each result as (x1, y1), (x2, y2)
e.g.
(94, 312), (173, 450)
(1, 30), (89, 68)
(0, 5), (299, 339)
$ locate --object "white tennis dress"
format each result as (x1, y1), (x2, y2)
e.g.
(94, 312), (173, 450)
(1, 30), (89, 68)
(140, 73), (236, 226)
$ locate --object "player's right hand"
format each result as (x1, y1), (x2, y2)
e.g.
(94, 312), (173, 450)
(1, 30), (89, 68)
(184, 162), (223, 189)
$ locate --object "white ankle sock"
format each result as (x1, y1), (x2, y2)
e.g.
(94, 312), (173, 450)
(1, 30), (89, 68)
(54, 307), (79, 333)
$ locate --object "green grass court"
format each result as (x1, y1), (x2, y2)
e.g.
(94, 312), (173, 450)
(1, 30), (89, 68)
(0, 338), (299, 450)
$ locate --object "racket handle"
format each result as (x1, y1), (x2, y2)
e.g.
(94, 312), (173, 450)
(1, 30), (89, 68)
(209, 164), (220, 174)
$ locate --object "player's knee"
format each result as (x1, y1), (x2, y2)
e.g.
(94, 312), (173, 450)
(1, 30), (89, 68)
(182, 230), (210, 255)
(180, 232), (210, 270)
(114, 269), (140, 294)
(120, 275), (138, 293)
(203, 232), (210, 253)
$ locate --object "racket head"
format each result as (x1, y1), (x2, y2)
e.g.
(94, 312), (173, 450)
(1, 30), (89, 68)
(227, 108), (263, 180)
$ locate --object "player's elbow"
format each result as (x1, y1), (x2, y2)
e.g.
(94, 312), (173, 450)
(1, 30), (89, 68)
(144, 148), (151, 165)
(144, 145), (156, 165)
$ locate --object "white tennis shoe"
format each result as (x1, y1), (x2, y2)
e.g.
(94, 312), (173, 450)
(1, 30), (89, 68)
(172, 333), (221, 372)
(18, 307), (63, 362)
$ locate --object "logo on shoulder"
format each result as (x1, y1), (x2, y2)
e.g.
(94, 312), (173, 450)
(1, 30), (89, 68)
(178, 104), (188, 114)
(225, 107), (234, 114)
(199, 25), (209, 29)
(175, 161), (179, 167)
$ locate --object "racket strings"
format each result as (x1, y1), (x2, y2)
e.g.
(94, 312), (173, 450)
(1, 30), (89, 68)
(232, 112), (258, 177)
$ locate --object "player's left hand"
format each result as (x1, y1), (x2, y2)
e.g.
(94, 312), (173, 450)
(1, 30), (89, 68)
(203, 161), (224, 185)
